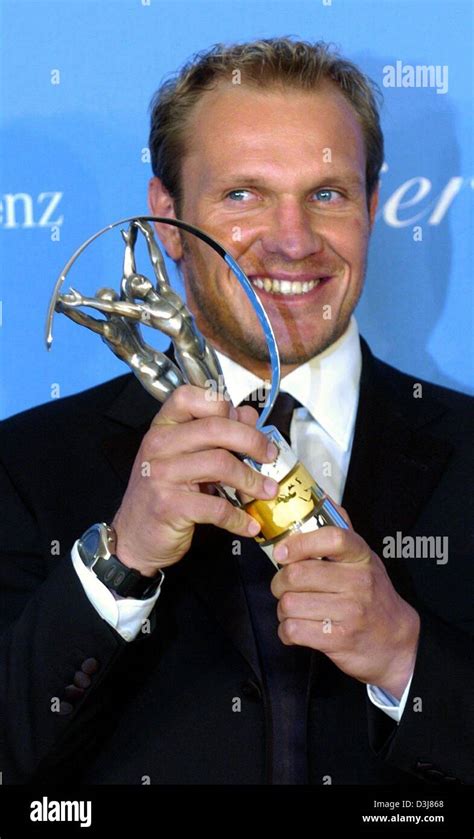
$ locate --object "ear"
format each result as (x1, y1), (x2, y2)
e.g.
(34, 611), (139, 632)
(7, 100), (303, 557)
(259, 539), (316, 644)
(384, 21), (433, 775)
(368, 184), (379, 230)
(148, 177), (183, 260)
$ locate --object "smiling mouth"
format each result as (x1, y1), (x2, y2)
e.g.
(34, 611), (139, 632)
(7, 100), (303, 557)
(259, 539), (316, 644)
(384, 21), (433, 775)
(250, 276), (330, 295)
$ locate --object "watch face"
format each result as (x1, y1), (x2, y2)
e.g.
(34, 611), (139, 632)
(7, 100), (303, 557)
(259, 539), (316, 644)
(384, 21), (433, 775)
(80, 525), (102, 562)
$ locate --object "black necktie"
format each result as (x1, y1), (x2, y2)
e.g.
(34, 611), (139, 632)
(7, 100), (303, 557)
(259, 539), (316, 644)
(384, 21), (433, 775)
(238, 388), (309, 784)
(241, 391), (302, 445)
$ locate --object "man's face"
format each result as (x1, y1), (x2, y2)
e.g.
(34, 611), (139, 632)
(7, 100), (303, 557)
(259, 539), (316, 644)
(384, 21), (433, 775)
(150, 81), (378, 375)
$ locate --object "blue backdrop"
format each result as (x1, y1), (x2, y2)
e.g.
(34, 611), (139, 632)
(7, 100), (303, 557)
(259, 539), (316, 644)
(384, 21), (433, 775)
(1, 0), (473, 418)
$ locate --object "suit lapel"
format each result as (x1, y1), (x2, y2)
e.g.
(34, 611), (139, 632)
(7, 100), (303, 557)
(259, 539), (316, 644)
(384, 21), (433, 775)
(343, 339), (452, 601)
(101, 368), (166, 485)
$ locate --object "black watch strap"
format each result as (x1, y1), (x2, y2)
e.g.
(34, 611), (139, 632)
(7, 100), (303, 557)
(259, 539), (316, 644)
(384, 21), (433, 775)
(86, 553), (162, 598)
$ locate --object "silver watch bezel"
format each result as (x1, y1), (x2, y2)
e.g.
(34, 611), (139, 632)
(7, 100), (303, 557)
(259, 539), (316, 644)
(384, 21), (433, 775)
(78, 522), (116, 568)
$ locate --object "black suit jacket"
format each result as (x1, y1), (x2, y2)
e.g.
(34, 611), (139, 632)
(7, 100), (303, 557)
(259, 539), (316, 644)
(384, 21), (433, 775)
(0, 339), (473, 784)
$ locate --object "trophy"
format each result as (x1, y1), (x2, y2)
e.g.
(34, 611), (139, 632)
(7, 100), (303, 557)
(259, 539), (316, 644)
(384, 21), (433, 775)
(46, 216), (348, 568)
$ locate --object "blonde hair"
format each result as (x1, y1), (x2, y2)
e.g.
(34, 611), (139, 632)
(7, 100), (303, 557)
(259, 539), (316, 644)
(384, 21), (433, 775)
(149, 38), (383, 212)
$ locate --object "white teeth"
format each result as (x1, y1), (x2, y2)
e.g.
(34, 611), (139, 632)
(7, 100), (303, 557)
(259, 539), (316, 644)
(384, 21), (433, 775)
(251, 277), (322, 295)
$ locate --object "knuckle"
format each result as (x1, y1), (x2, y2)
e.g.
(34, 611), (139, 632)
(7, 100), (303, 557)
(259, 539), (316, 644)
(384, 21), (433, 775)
(202, 394), (230, 418)
(279, 592), (295, 617)
(172, 383), (198, 410)
(243, 464), (260, 492)
(282, 618), (298, 643)
(143, 426), (166, 457)
(330, 527), (346, 554)
(145, 424), (178, 459)
(270, 574), (280, 599)
(285, 562), (301, 588)
(241, 512), (254, 532)
(170, 385), (189, 409)
(288, 532), (304, 556)
(213, 449), (233, 475)
(213, 496), (231, 525)
(202, 415), (226, 438)
(239, 404), (259, 426)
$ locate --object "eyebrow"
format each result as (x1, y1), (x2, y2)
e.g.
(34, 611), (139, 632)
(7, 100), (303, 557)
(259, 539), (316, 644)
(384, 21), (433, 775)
(213, 172), (365, 189)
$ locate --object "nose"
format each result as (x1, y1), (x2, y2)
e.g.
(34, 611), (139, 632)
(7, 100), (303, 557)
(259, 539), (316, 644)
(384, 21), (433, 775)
(260, 199), (324, 261)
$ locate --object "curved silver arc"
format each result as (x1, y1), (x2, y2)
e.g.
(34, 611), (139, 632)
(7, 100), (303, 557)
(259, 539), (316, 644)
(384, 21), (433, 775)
(45, 215), (281, 422)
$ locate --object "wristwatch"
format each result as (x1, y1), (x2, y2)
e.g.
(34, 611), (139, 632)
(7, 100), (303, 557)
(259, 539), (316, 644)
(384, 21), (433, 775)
(77, 522), (163, 599)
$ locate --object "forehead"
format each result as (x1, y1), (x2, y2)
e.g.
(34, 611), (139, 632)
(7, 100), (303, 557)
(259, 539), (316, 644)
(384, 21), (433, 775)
(181, 80), (367, 181)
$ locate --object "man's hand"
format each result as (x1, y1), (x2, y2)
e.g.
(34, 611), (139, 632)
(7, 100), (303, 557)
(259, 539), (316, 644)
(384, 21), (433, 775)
(271, 522), (420, 699)
(112, 384), (279, 574)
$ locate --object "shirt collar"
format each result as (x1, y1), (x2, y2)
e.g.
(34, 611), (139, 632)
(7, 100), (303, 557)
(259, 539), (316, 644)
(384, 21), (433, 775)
(215, 316), (361, 451)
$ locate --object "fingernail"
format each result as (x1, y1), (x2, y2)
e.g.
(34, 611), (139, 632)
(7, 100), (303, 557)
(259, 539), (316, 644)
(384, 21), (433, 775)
(264, 477), (279, 497)
(266, 442), (278, 460)
(229, 405), (238, 420)
(248, 518), (261, 536)
(273, 543), (288, 562)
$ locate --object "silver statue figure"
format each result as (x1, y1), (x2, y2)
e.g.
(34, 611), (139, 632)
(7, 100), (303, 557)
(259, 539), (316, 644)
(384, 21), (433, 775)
(57, 288), (185, 402)
(55, 219), (224, 399)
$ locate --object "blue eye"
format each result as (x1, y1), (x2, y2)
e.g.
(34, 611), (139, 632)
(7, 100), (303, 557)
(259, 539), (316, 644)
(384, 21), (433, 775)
(226, 189), (251, 201)
(313, 189), (339, 202)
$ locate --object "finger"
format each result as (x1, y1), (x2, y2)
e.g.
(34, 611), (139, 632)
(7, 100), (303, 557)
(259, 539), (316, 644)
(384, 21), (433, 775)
(176, 489), (262, 538)
(277, 591), (348, 623)
(278, 617), (341, 651)
(152, 449), (279, 501)
(271, 558), (347, 598)
(152, 384), (236, 427)
(146, 414), (277, 464)
(235, 404), (260, 427)
(273, 526), (369, 566)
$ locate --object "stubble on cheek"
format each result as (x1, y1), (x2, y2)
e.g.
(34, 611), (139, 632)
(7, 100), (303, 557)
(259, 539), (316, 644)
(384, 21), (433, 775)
(179, 237), (257, 353)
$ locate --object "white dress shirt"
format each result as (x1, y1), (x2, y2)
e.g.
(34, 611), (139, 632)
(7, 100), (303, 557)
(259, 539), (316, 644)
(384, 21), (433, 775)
(71, 316), (412, 721)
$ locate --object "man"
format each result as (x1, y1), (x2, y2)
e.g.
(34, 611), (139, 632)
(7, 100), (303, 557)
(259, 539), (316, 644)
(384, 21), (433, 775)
(0, 38), (472, 785)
